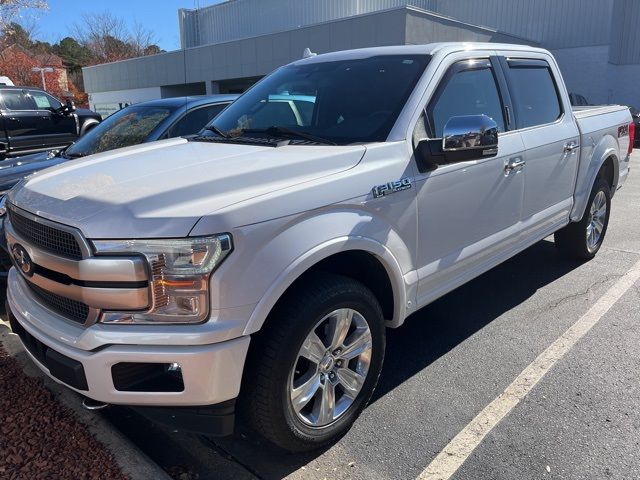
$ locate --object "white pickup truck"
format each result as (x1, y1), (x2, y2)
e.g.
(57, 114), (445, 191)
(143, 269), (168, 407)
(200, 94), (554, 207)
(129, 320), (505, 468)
(4, 43), (635, 452)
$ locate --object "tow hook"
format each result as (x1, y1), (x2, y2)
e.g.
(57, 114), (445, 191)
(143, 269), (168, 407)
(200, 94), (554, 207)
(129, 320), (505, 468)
(82, 397), (110, 411)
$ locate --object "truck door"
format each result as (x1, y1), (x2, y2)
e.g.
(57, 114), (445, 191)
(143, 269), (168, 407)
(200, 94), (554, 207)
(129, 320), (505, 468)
(413, 54), (526, 305)
(0, 89), (42, 155)
(496, 54), (580, 240)
(28, 89), (78, 149)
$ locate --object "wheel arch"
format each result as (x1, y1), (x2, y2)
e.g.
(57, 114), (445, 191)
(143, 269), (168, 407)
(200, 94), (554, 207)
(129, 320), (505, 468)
(570, 135), (619, 222)
(242, 238), (410, 337)
(79, 119), (100, 136)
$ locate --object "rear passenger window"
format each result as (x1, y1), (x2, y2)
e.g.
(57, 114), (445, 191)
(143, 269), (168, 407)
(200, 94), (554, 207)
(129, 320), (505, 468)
(507, 64), (562, 128)
(427, 61), (505, 138)
(1, 90), (36, 110)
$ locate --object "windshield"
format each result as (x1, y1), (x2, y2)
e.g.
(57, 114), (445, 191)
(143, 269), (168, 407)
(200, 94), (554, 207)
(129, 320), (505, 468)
(65, 105), (173, 157)
(205, 54), (430, 145)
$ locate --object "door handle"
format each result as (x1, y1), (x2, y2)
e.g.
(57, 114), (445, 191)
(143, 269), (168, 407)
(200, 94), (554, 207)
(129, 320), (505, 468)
(505, 157), (526, 174)
(563, 141), (579, 153)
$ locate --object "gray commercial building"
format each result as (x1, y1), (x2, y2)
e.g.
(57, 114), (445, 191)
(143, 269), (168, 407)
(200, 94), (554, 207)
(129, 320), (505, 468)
(83, 0), (640, 115)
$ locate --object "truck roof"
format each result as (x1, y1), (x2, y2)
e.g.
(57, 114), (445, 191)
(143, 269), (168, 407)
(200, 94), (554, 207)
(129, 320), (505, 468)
(295, 42), (549, 65)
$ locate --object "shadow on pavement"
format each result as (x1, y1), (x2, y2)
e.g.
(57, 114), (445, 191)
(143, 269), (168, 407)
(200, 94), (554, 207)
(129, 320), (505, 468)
(374, 239), (581, 402)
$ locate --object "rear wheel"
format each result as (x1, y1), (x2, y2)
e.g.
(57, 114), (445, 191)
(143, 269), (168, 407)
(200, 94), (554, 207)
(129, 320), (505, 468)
(555, 177), (611, 259)
(242, 273), (385, 452)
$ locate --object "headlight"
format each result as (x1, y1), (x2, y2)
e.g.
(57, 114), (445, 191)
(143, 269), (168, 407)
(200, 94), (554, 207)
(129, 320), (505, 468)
(92, 234), (232, 324)
(0, 195), (6, 217)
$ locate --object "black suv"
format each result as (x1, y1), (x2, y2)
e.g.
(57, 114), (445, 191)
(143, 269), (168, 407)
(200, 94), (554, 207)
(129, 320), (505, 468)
(0, 86), (102, 159)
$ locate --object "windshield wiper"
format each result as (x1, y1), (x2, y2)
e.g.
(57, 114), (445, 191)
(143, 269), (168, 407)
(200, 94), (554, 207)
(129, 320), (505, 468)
(205, 124), (231, 138)
(63, 151), (85, 159)
(243, 126), (336, 145)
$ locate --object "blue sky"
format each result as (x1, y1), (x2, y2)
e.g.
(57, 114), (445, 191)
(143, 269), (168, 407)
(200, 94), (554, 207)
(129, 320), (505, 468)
(25, 0), (224, 51)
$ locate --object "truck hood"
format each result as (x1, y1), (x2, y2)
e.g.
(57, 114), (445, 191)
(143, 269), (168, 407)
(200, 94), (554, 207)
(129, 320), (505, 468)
(9, 138), (365, 238)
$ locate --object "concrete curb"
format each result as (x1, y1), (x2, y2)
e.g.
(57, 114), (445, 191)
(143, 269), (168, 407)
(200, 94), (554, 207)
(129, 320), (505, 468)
(0, 321), (172, 480)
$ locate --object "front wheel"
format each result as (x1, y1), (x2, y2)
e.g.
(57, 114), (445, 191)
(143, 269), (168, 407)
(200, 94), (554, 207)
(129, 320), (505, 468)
(241, 273), (385, 452)
(555, 177), (611, 259)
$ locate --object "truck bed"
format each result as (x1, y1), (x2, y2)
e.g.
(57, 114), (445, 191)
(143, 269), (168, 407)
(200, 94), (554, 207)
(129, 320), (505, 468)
(572, 103), (632, 218)
(572, 104), (628, 119)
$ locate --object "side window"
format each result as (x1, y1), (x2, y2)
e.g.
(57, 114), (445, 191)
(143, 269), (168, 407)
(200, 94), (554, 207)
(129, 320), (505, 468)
(1, 90), (36, 110)
(29, 90), (60, 110)
(427, 61), (505, 138)
(46, 92), (63, 109)
(506, 63), (562, 128)
(168, 104), (227, 137)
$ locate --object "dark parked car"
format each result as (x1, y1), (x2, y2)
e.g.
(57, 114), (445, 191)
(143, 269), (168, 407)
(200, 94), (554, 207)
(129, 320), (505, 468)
(0, 94), (238, 274)
(0, 94), (238, 196)
(0, 86), (102, 159)
(630, 106), (639, 147)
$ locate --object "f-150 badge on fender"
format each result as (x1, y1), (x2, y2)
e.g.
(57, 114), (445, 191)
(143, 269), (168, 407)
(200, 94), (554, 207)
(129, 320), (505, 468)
(372, 177), (412, 198)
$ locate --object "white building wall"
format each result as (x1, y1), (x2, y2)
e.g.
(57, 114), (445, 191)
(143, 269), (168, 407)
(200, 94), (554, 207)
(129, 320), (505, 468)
(181, 0), (615, 51)
(610, 64), (640, 108)
(179, 0), (437, 48)
(551, 46), (611, 105)
(88, 86), (162, 117)
(552, 46), (640, 106)
(433, 0), (613, 49)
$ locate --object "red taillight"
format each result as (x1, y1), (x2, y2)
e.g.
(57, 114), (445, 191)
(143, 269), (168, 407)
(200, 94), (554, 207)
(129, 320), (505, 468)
(629, 121), (635, 154)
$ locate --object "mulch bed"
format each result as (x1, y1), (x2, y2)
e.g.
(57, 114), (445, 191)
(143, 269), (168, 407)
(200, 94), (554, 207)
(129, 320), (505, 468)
(0, 345), (128, 480)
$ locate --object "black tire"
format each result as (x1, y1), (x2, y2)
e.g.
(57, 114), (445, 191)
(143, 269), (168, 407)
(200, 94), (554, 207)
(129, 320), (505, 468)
(555, 177), (611, 260)
(241, 273), (385, 452)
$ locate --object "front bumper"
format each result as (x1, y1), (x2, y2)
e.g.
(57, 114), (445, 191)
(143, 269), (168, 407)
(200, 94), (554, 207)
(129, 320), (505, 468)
(6, 269), (251, 409)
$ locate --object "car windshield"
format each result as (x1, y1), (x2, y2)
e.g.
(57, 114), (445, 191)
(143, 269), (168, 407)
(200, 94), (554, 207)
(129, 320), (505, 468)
(205, 54), (430, 145)
(65, 105), (173, 158)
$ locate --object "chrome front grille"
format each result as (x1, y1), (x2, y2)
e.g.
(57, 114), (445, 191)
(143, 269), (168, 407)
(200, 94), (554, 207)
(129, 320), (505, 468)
(25, 280), (89, 325)
(8, 208), (83, 260)
(6, 203), (150, 327)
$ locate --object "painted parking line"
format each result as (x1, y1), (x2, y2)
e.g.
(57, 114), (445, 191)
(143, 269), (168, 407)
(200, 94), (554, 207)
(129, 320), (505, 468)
(417, 257), (640, 480)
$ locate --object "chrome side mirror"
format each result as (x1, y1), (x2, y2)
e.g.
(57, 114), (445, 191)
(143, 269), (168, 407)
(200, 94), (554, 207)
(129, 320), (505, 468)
(442, 114), (498, 155)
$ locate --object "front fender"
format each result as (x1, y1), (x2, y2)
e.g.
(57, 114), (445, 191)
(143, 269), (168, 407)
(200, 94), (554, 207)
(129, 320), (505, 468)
(570, 135), (619, 222)
(242, 235), (409, 336)
(209, 208), (415, 336)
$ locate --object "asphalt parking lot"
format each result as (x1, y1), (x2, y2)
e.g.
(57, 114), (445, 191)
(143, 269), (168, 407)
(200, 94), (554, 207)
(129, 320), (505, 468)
(26, 152), (640, 479)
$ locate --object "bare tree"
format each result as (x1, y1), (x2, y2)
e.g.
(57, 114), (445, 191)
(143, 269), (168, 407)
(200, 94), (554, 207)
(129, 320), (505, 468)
(0, 0), (47, 36)
(73, 11), (159, 64)
(130, 21), (156, 57)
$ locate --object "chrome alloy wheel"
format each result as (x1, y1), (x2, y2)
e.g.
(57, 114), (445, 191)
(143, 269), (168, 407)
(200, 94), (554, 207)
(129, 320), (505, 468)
(586, 190), (607, 252)
(288, 308), (373, 427)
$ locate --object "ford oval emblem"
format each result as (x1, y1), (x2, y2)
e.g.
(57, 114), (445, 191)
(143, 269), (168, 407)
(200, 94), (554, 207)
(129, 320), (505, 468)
(11, 244), (34, 277)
